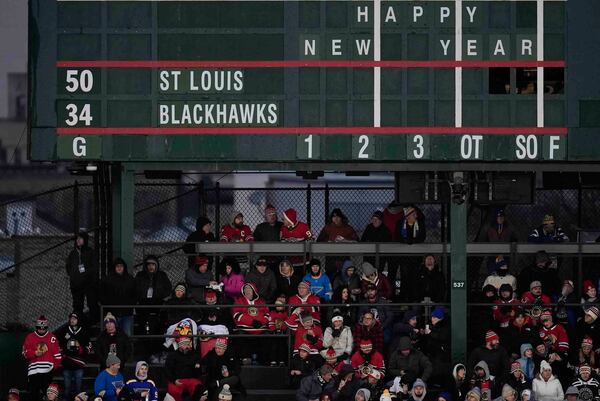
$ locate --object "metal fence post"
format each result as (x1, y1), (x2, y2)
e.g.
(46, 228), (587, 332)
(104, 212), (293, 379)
(74, 181), (79, 235)
(215, 182), (221, 235)
(324, 184), (330, 221)
(307, 184), (312, 228)
(198, 181), (206, 217)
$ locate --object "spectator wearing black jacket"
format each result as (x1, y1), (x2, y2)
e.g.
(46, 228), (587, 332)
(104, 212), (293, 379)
(164, 283), (197, 325)
(183, 216), (216, 269)
(164, 337), (204, 401)
(276, 260), (301, 299)
(396, 206), (426, 244)
(65, 231), (99, 321)
(55, 312), (91, 400)
(254, 204), (283, 241)
(361, 210), (393, 270)
(468, 330), (510, 380)
(324, 364), (361, 401)
(245, 257), (277, 303)
(135, 255), (172, 341)
(202, 338), (243, 399)
(516, 251), (560, 298)
(412, 255), (446, 302)
(100, 258), (136, 336)
(96, 312), (131, 369)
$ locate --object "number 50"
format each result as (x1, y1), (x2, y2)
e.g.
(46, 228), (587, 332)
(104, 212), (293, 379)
(66, 70), (94, 93)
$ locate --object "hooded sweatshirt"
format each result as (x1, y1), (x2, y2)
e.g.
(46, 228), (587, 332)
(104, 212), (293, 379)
(183, 216), (216, 268)
(360, 262), (392, 300)
(100, 258), (137, 316)
(388, 336), (433, 382)
(232, 283), (270, 333)
(134, 256), (172, 305)
(333, 260), (362, 299)
(218, 258), (245, 300)
(517, 344), (535, 381)
(125, 361), (158, 401)
(66, 231), (98, 290)
(532, 361), (563, 401)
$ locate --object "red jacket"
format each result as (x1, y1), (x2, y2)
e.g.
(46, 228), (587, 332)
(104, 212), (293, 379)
(383, 209), (404, 241)
(520, 292), (552, 305)
(22, 331), (62, 376)
(539, 323), (569, 353)
(232, 283), (270, 333)
(220, 224), (254, 242)
(269, 309), (289, 333)
(350, 350), (386, 377)
(287, 294), (321, 324)
(280, 222), (312, 242)
(291, 325), (323, 354)
(317, 224), (358, 242)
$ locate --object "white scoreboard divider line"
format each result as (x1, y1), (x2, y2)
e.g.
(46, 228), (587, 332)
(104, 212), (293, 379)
(537, 0), (544, 128)
(455, 0), (462, 128)
(374, 0), (381, 129)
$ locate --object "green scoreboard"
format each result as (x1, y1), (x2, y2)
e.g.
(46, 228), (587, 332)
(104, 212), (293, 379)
(28, 0), (600, 165)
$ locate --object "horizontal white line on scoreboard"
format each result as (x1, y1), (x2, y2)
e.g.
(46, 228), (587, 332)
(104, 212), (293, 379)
(57, 127), (568, 135)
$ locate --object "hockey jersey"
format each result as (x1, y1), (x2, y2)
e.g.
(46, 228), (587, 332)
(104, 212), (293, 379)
(22, 331), (61, 376)
(219, 224), (254, 242)
(539, 323), (569, 353)
(350, 350), (386, 377)
(232, 283), (270, 333)
(126, 379), (159, 401)
(287, 294), (321, 324)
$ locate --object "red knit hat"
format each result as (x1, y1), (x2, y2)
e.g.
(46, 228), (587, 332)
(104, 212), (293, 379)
(582, 336), (594, 347)
(195, 256), (209, 266)
(325, 348), (337, 359)
(215, 337), (228, 349)
(584, 280), (596, 293)
(540, 310), (553, 321)
(485, 330), (499, 343)
(298, 280), (311, 290)
(360, 339), (373, 350)
(283, 208), (298, 225)
(510, 361), (522, 373)
(46, 384), (59, 397)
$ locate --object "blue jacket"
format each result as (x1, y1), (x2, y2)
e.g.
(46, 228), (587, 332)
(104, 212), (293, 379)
(302, 273), (332, 301)
(126, 379), (159, 401)
(94, 370), (125, 401)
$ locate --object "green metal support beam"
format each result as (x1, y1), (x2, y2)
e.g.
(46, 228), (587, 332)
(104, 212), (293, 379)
(111, 163), (134, 269)
(450, 189), (468, 364)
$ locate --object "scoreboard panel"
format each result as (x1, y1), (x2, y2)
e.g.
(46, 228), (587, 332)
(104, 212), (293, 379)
(29, 0), (598, 165)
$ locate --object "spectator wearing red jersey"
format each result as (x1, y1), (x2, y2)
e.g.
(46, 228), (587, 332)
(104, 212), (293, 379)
(287, 310), (324, 356)
(219, 212), (253, 243)
(493, 284), (520, 329)
(538, 310), (569, 355)
(350, 339), (386, 379)
(22, 316), (62, 401)
(280, 208), (312, 271)
(231, 283), (270, 334)
(521, 281), (552, 326)
(288, 281), (322, 324)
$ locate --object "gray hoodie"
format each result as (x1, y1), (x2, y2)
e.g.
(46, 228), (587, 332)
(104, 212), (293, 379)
(355, 388), (371, 401)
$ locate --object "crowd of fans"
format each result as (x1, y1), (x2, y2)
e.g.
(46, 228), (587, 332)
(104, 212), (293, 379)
(12, 203), (593, 401)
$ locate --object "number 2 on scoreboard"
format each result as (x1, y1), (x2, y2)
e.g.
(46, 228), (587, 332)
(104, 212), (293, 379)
(297, 134), (320, 160)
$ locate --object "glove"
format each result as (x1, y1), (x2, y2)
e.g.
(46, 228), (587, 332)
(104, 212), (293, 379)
(306, 334), (317, 344)
(337, 353), (349, 362)
(252, 320), (262, 329)
(331, 328), (341, 338)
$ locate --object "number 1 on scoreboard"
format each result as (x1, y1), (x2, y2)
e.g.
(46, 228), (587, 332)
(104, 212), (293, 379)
(297, 134), (321, 160)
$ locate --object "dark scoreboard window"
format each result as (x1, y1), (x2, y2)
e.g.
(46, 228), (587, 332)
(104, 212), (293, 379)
(28, 0), (594, 164)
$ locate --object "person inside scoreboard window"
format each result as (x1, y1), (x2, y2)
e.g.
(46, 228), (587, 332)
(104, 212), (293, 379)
(528, 214), (569, 243)
(219, 212), (254, 243)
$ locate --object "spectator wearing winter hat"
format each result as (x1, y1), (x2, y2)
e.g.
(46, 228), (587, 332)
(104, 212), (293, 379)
(485, 209), (517, 243)
(288, 281), (322, 324)
(521, 389), (533, 401)
(361, 210), (393, 243)
(571, 364), (600, 401)
(388, 336), (433, 383)
(297, 365), (334, 401)
(317, 208), (359, 278)
(503, 308), (535, 358)
(254, 204), (283, 242)
(286, 310), (323, 356)
(466, 387), (482, 401)
(218, 258), (245, 303)
(422, 307), (451, 383)
(493, 384), (518, 401)
(202, 338), (242, 400)
(44, 384), (61, 401)
(217, 384), (232, 401)
(220, 212), (253, 243)
(532, 361), (563, 401)
(96, 312), (131, 369)
(467, 330), (510, 380)
(538, 310), (569, 376)
(246, 257), (278, 303)
(517, 251), (560, 299)
(437, 392), (453, 401)
(573, 306), (600, 354)
(55, 312), (91, 400)
(470, 360), (495, 401)
(493, 284), (520, 330)
(280, 208), (312, 269)
(231, 282), (270, 362)
(290, 343), (318, 388)
(357, 284), (394, 334)
(350, 339), (386, 379)
(7, 389), (20, 401)
(100, 257), (136, 336)
(505, 362), (531, 396)
(483, 257), (517, 292)
(125, 361), (158, 401)
(94, 355), (124, 401)
(411, 255), (446, 303)
(164, 337), (204, 401)
(360, 262), (392, 300)
(581, 280), (599, 311)
(323, 314), (354, 362)
(528, 214), (569, 244)
(572, 336), (598, 369)
(363, 369), (385, 401)
(333, 261), (362, 301)
(353, 311), (385, 353)
(165, 282), (197, 325)
(521, 281), (552, 325)
(183, 216), (216, 269)
(563, 386), (578, 401)
(555, 280), (577, 329)
(22, 316), (62, 401)
(302, 258), (333, 302)
(65, 231), (99, 321)
(396, 206), (426, 245)
(392, 310), (423, 352)
(185, 256), (217, 304)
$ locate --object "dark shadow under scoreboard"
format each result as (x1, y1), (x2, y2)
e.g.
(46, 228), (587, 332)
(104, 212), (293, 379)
(28, 0), (600, 165)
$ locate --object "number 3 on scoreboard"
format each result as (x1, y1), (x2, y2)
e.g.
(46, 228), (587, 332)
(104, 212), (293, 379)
(407, 134), (430, 160)
(297, 134), (320, 160)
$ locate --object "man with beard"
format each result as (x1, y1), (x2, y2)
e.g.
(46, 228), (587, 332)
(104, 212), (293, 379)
(520, 281), (552, 326)
(357, 285), (394, 336)
(467, 331), (510, 380)
(219, 212), (253, 243)
(360, 262), (392, 301)
(571, 364), (599, 401)
(297, 365), (334, 401)
(408, 378), (434, 401)
(254, 204), (283, 242)
(350, 339), (386, 379)
(165, 337), (205, 401)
